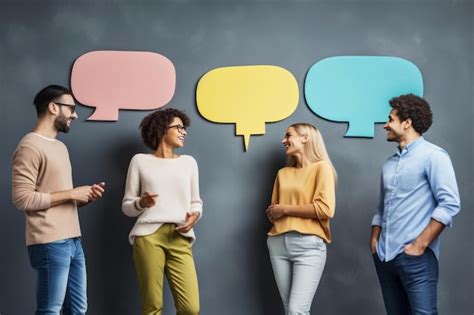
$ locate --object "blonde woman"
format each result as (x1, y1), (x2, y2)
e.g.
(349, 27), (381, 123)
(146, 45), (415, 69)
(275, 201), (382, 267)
(122, 108), (202, 315)
(266, 123), (337, 315)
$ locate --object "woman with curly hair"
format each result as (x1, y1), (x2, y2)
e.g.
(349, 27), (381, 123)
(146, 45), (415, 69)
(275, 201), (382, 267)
(266, 123), (337, 315)
(122, 108), (202, 315)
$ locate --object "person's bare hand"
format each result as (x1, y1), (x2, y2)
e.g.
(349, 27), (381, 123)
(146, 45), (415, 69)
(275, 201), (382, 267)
(404, 241), (426, 256)
(266, 203), (286, 223)
(370, 238), (378, 255)
(139, 192), (159, 208)
(176, 212), (199, 233)
(89, 182), (106, 202)
(71, 186), (94, 204)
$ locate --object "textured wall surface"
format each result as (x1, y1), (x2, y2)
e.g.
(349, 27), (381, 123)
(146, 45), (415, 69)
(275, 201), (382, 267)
(0, 1), (472, 314)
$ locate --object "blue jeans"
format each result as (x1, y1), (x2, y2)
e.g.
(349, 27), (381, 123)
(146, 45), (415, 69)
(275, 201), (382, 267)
(373, 248), (438, 315)
(267, 232), (327, 315)
(28, 238), (87, 315)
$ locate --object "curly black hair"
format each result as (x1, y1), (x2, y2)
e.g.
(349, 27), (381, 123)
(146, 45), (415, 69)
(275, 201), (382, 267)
(139, 108), (190, 150)
(389, 94), (433, 135)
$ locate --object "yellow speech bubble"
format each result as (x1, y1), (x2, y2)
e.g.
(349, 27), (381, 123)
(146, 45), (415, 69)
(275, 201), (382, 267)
(196, 65), (299, 151)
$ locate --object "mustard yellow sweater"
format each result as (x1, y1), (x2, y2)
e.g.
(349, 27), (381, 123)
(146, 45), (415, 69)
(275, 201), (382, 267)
(268, 160), (336, 243)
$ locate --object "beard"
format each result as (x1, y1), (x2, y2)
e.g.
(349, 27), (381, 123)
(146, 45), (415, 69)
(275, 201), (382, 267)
(54, 111), (70, 133)
(386, 130), (401, 143)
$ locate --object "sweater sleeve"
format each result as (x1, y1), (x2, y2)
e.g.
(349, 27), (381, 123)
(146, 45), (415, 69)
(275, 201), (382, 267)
(190, 158), (203, 220)
(312, 162), (336, 220)
(12, 145), (51, 211)
(122, 156), (145, 217)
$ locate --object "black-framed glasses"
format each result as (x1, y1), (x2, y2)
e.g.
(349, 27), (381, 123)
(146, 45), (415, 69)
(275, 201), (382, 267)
(167, 124), (186, 132)
(54, 102), (76, 114)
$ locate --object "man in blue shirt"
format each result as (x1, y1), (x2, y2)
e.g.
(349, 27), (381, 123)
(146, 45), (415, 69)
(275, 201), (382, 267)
(370, 94), (460, 315)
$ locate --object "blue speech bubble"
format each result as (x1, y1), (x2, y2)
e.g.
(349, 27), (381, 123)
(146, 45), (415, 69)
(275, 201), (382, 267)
(304, 56), (423, 137)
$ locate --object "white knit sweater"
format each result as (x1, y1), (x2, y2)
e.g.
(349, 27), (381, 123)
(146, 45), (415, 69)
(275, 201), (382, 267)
(122, 154), (203, 245)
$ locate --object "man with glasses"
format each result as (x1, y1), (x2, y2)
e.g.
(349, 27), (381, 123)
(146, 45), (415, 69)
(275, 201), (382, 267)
(12, 85), (105, 314)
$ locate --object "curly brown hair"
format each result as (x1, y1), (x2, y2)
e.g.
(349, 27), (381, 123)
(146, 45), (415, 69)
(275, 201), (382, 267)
(389, 94), (433, 135)
(139, 108), (190, 150)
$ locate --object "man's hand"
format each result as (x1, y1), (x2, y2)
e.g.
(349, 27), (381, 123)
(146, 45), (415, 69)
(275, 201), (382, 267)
(176, 212), (199, 233)
(89, 182), (106, 202)
(403, 219), (445, 257)
(404, 241), (426, 256)
(139, 192), (159, 208)
(370, 226), (381, 255)
(370, 238), (378, 255)
(266, 203), (286, 223)
(71, 186), (95, 204)
(72, 182), (106, 206)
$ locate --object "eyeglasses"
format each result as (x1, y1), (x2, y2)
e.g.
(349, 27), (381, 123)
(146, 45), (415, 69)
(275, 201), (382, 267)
(167, 124), (186, 132)
(54, 102), (76, 114)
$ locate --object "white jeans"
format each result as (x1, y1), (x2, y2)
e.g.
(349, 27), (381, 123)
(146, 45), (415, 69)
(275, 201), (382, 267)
(267, 232), (327, 315)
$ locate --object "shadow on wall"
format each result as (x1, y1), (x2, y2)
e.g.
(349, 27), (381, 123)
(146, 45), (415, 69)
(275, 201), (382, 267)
(253, 145), (285, 314)
(95, 137), (144, 314)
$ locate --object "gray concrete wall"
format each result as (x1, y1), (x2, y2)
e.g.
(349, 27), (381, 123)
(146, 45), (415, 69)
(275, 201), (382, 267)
(0, 1), (472, 314)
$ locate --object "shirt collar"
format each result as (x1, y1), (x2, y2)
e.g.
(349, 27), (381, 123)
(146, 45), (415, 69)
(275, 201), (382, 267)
(396, 136), (424, 156)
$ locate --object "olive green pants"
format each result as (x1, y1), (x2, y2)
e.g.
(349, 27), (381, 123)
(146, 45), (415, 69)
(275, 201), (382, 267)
(133, 224), (200, 315)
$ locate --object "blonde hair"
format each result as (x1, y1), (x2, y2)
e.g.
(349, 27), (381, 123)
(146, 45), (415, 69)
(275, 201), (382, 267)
(287, 123), (337, 182)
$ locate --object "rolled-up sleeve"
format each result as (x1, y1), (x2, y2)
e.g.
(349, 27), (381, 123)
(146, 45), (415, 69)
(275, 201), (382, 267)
(12, 146), (51, 211)
(427, 150), (461, 227)
(371, 174), (384, 227)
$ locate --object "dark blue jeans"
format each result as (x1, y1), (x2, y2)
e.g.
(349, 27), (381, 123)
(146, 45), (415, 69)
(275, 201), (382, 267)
(28, 238), (87, 315)
(373, 248), (438, 315)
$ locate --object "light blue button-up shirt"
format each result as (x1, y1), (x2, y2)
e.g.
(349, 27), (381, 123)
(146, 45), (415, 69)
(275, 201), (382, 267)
(372, 137), (460, 262)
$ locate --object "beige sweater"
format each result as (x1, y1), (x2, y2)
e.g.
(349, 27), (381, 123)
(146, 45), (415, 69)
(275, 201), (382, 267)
(12, 133), (81, 245)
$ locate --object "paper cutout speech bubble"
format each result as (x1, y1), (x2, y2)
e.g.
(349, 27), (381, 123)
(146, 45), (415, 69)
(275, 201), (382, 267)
(305, 56), (423, 137)
(196, 65), (299, 151)
(71, 50), (175, 121)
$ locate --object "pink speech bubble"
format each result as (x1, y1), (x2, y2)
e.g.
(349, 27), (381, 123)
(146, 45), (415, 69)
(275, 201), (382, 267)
(71, 50), (175, 121)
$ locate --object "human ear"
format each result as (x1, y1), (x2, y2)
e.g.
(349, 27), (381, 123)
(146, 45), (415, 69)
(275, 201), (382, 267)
(403, 118), (412, 130)
(48, 102), (59, 115)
